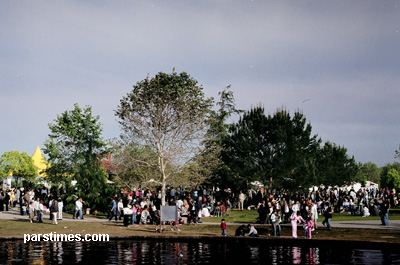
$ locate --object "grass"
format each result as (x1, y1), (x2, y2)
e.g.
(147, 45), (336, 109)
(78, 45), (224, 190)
(201, 208), (400, 223)
(1, 209), (399, 244)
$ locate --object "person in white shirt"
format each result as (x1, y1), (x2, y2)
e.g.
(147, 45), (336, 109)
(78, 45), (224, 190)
(292, 201), (300, 213)
(57, 198), (63, 220)
(74, 198), (84, 219)
(176, 197), (183, 209)
(202, 205), (210, 218)
(362, 205), (370, 217)
(246, 224), (259, 237)
(238, 191), (245, 211)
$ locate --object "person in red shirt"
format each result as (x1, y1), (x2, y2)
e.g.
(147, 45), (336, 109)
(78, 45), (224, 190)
(221, 219), (227, 236)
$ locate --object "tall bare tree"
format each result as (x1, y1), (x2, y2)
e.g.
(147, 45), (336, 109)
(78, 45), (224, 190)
(115, 70), (214, 205)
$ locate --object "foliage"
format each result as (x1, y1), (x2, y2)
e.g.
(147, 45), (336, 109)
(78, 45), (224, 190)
(380, 162), (400, 189)
(111, 140), (159, 189)
(222, 106), (321, 190)
(115, 70), (214, 205)
(395, 145), (400, 160)
(0, 151), (38, 186)
(315, 142), (359, 186)
(197, 85), (243, 192)
(43, 104), (113, 211)
(355, 162), (381, 184)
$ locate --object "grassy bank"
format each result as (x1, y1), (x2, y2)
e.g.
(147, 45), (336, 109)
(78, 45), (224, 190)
(201, 208), (400, 223)
(1, 211), (399, 244)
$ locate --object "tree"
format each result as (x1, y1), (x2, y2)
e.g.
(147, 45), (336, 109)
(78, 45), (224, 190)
(115, 70), (214, 205)
(196, 85), (243, 192)
(395, 145), (400, 160)
(223, 107), (321, 190)
(43, 104), (112, 211)
(380, 163), (400, 189)
(315, 142), (358, 186)
(385, 169), (400, 189)
(355, 162), (381, 184)
(0, 151), (38, 186)
(111, 141), (159, 189)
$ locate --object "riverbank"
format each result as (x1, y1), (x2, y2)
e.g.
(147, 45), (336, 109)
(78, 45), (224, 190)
(1, 207), (399, 245)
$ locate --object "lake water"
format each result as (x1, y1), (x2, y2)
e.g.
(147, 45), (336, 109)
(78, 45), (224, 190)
(0, 239), (399, 264)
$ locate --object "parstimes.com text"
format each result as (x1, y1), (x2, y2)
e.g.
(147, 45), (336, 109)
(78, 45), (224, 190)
(24, 232), (110, 243)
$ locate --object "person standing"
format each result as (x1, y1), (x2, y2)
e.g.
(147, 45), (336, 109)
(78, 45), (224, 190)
(57, 198), (63, 220)
(155, 208), (162, 233)
(34, 197), (40, 221)
(51, 200), (58, 225)
(4, 189), (10, 211)
(310, 202), (318, 231)
(257, 200), (268, 224)
(74, 198), (84, 220)
(220, 219), (227, 236)
(132, 204), (137, 224)
(322, 202), (333, 231)
(38, 200), (44, 223)
(291, 211), (305, 238)
(305, 217), (314, 239)
(0, 189), (5, 212)
(28, 201), (35, 223)
(379, 196), (390, 226)
(238, 191), (245, 211)
(109, 198), (118, 221)
(118, 199), (124, 220)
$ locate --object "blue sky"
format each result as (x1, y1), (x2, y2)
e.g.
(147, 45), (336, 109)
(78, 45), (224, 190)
(1, 0), (399, 167)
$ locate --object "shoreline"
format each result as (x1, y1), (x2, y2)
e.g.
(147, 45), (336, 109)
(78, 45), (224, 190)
(1, 234), (400, 249)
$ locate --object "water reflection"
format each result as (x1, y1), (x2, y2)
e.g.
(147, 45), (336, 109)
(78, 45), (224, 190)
(0, 240), (399, 264)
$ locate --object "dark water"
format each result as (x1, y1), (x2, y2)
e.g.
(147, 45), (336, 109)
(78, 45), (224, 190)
(0, 239), (399, 265)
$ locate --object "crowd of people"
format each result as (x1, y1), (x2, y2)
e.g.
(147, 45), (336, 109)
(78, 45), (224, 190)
(0, 186), (72, 225)
(106, 187), (234, 227)
(0, 185), (398, 236)
(251, 186), (398, 238)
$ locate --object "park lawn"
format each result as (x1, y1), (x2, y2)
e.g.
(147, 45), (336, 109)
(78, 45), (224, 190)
(1, 217), (400, 244)
(201, 208), (400, 223)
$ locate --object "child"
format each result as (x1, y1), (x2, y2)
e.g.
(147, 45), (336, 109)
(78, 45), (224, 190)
(305, 216), (314, 239)
(220, 219), (227, 236)
(171, 221), (180, 232)
(22, 203), (27, 216)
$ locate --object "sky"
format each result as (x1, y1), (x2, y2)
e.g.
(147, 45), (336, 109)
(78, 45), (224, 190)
(1, 0), (399, 167)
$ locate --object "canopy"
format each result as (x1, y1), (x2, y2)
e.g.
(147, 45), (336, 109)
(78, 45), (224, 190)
(31, 146), (48, 177)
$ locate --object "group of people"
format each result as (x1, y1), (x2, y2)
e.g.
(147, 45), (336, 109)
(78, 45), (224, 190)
(107, 189), (233, 228)
(1, 184), (398, 236)
(0, 186), (89, 225)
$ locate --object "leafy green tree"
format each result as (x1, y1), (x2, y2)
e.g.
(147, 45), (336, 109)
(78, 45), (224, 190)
(315, 142), (358, 186)
(380, 163), (400, 189)
(0, 151), (38, 186)
(115, 70), (214, 205)
(43, 104), (112, 211)
(355, 162), (381, 184)
(223, 107), (320, 190)
(385, 169), (400, 189)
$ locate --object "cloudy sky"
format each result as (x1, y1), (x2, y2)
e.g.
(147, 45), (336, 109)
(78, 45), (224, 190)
(1, 0), (399, 167)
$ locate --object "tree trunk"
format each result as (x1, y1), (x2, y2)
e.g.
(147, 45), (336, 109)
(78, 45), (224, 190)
(160, 156), (166, 206)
